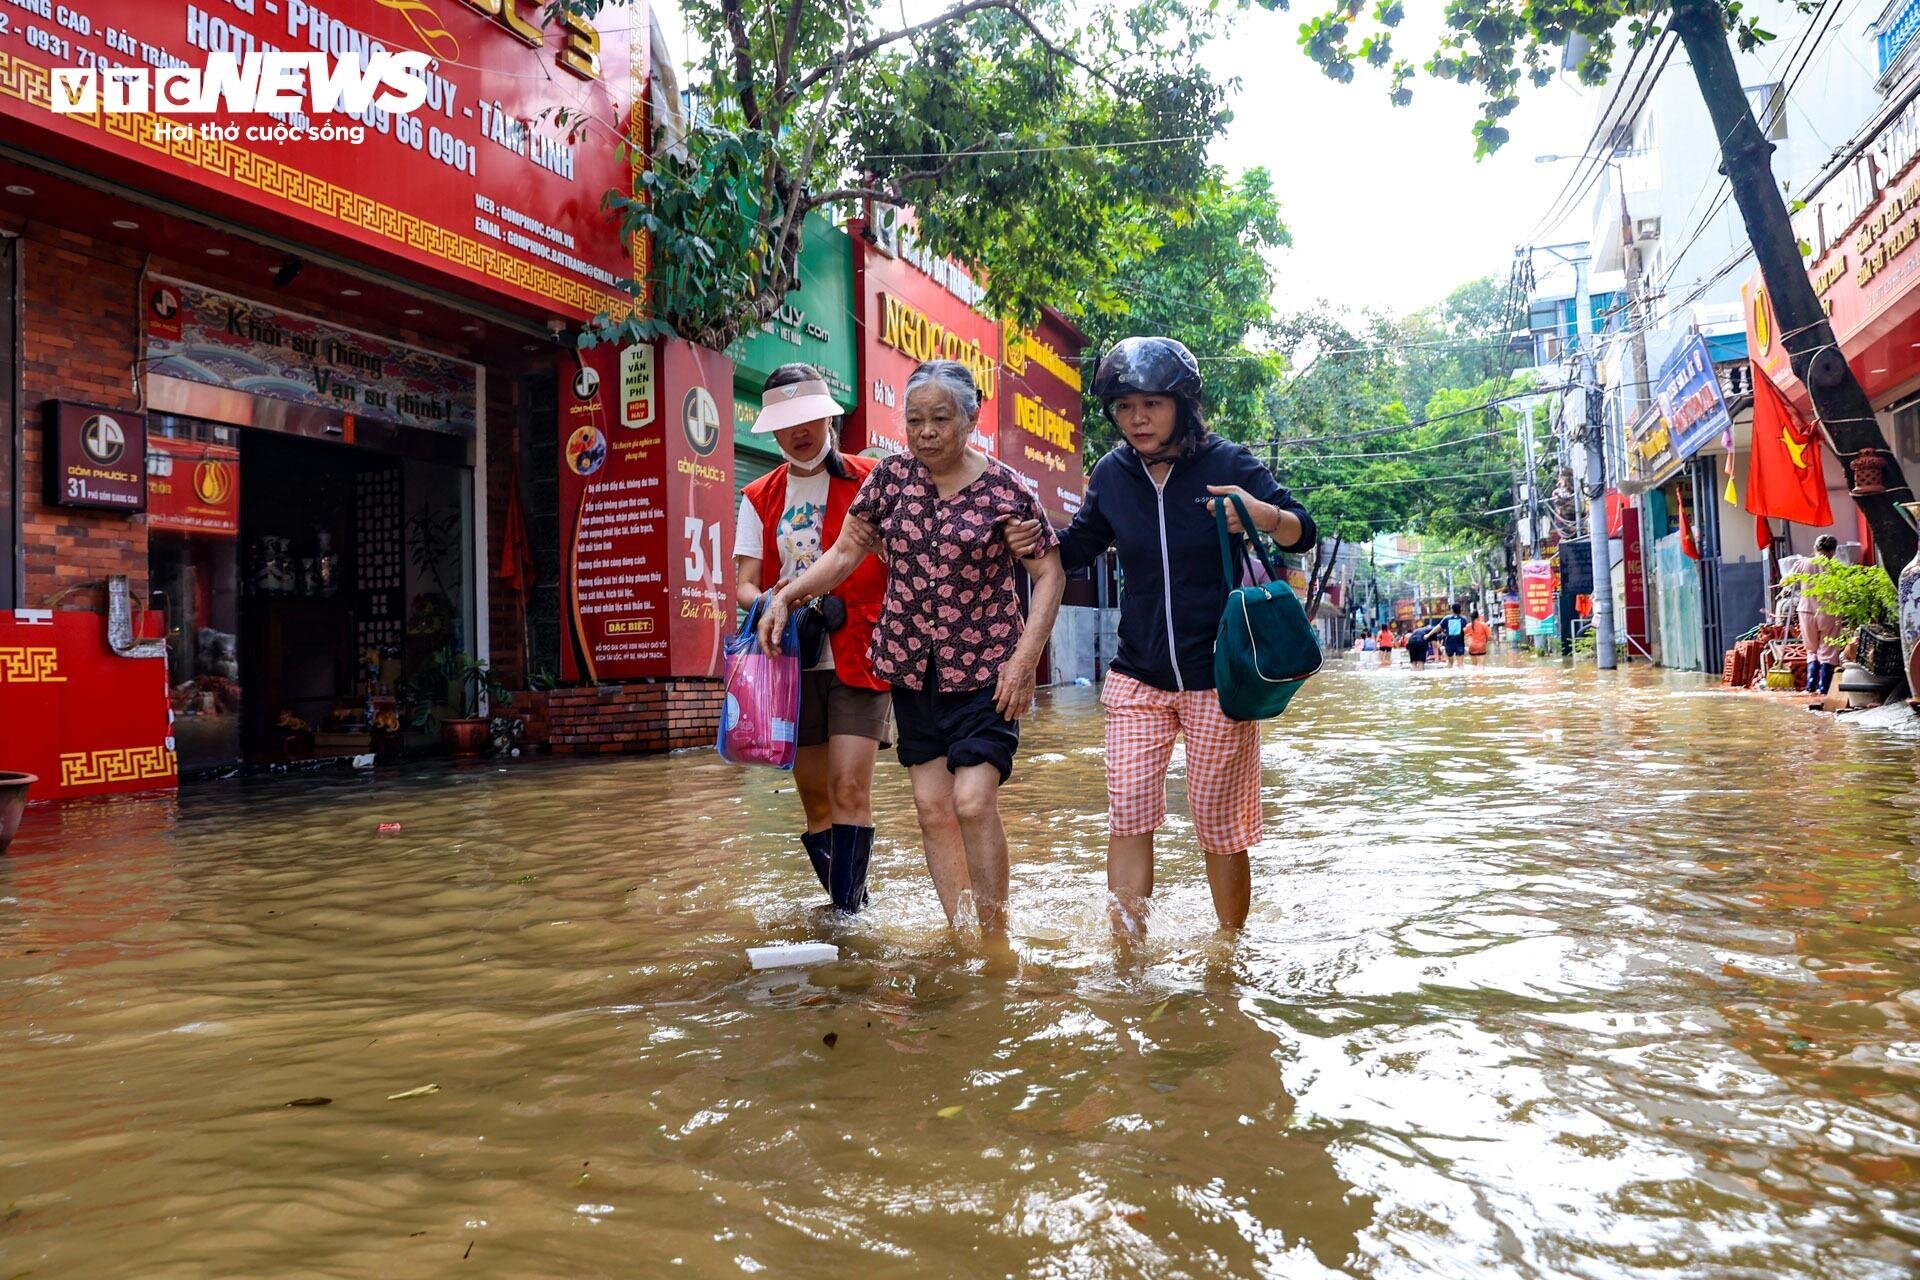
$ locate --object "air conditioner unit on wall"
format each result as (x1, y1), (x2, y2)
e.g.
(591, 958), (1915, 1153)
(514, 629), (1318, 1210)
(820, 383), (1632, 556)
(1635, 217), (1662, 241)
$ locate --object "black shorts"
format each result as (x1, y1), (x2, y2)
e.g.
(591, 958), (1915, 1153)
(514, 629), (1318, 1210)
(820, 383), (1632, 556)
(891, 679), (1020, 784)
(1443, 636), (1465, 657)
(1405, 642), (1430, 663)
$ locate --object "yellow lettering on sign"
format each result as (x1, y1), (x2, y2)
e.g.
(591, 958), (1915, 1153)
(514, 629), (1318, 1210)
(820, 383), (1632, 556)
(1005, 327), (1082, 391)
(559, 14), (602, 79)
(877, 295), (997, 399)
(457, 0), (599, 79)
(1013, 393), (1075, 450)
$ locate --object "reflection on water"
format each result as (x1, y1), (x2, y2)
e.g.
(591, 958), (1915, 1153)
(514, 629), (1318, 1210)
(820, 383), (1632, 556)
(4, 657), (1920, 1277)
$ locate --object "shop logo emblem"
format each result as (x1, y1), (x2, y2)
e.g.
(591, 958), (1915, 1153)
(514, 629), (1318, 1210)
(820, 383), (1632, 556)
(572, 365), (601, 402)
(194, 460), (234, 505)
(80, 415), (127, 466)
(150, 287), (179, 320)
(682, 387), (720, 456)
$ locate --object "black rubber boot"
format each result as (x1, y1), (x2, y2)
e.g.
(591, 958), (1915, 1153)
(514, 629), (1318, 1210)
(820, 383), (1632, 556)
(829, 823), (874, 912)
(801, 830), (832, 893)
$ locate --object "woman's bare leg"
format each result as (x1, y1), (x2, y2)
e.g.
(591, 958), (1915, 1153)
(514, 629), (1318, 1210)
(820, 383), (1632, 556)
(908, 762), (971, 924)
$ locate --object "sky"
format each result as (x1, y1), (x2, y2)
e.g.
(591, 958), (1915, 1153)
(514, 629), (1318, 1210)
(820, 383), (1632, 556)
(646, 0), (1602, 322)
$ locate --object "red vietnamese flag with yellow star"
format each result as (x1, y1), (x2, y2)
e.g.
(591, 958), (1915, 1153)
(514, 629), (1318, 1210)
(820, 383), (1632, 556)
(1745, 360), (1832, 534)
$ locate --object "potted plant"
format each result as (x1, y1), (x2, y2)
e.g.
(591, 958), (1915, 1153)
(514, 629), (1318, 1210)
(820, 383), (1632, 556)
(1786, 562), (1902, 680)
(409, 646), (510, 757)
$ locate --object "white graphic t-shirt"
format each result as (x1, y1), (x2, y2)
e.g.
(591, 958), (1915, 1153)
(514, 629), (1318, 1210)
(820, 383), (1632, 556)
(734, 467), (834, 669)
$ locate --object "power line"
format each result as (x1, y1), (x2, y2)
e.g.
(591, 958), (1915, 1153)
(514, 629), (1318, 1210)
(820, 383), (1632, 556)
(1270, 386), (1567, 446)
(1294, 468), (1516, 492)
(861, 132), (1214, 161)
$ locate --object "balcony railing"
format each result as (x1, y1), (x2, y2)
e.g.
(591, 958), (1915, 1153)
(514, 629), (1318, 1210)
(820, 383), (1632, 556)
(1881, 0), (1920, 74)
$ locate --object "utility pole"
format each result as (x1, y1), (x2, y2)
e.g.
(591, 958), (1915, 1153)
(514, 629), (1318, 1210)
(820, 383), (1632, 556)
(1582, 354), (1619, 668)
(1569, 252), (1619, 669)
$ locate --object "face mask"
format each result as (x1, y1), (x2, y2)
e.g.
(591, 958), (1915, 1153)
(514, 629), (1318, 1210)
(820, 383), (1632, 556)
(780, 437), (832, 470)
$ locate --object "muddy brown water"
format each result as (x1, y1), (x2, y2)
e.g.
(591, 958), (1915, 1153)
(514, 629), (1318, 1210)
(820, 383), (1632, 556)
(3, 657), (1919, 1278)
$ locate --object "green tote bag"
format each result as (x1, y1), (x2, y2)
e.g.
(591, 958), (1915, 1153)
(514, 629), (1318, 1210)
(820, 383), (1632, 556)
(1211, 495), (1322, 721)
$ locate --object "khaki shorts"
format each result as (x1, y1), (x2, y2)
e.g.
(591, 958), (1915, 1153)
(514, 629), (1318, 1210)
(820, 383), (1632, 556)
(798, 668), (894, 748)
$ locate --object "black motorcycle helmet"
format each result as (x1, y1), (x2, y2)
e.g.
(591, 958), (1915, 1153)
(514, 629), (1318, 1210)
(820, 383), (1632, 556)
(1092, 337), (1207, 457)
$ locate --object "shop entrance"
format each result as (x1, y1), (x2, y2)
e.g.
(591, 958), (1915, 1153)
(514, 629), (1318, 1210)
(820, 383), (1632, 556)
(150, 417), (473, 776)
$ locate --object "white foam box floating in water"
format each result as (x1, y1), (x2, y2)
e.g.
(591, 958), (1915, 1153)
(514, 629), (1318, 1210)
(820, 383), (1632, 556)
(746, 943), (840, 970)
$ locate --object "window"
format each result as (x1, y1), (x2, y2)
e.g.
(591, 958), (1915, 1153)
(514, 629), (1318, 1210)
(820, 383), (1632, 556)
(1744, 84), (1788, 141)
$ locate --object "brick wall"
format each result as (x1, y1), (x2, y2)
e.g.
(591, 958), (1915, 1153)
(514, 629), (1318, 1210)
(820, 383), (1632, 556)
(548, 679), (725, 754)
(18, 228), (146, 612)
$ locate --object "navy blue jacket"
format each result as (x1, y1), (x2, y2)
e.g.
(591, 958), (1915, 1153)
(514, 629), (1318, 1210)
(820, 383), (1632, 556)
(1059, 435), (1316, 692)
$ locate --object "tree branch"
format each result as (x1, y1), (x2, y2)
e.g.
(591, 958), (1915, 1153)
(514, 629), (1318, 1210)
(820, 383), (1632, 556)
(718, 0), (765, 130)
(797, 140), (996, 214)
(784, 0), (1109, 104)
(771, 0), (806, 104)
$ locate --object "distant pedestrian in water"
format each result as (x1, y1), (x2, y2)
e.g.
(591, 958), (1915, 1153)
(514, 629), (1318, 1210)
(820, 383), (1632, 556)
(1375, 623), (1395, 666)
(1465, 610), (1491, 661)
(1404, 621), (1433, 669)
(1003, 336), (1315, 934)
(1798, 533), (1843, 699)
(1439, 605), (1468, 667)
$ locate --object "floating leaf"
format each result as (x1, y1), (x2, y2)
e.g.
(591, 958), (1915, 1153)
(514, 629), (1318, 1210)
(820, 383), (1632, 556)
(936, 1105), (964, 1119)
(822, 1032), (839, 1049)
(284, 1097), (332, 1107)
(387, 1083), (440, 1100)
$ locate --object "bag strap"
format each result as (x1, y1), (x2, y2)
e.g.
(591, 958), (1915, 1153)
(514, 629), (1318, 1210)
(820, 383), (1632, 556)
(1214, 494), (1284, 585)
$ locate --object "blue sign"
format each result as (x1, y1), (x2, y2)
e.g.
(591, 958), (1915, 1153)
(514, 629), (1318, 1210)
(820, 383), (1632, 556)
(1653, 333), (1732, 463)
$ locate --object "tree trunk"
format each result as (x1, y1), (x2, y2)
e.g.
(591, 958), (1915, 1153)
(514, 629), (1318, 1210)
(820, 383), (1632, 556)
(1667, 0), (1917, 572)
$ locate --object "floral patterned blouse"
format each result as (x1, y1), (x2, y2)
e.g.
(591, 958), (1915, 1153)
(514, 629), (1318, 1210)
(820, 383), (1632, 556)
(847, 453), (1059, 692)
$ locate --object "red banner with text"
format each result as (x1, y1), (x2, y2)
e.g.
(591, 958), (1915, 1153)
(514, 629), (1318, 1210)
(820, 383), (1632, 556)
(0, 0), (644, 321)
(999, 312), (1087, 526)
(559, 339), (732, 682)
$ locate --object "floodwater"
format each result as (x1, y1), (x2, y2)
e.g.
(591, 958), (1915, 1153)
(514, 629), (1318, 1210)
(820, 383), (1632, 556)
(4, 656), (1920, 1279)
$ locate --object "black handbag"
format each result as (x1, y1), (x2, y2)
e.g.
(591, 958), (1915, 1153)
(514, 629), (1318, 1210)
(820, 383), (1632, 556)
(794, 594), (847, 668)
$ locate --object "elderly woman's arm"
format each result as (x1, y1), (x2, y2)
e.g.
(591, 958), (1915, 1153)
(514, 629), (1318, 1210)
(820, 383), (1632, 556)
(756, 516), (877, 656)
(994, 548), (1066, 720)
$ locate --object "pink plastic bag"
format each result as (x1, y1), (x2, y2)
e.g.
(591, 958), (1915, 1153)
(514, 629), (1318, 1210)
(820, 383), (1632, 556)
(717, 603), (800, 769)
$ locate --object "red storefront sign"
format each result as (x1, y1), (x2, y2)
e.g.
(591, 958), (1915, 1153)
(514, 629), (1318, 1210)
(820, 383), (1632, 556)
(850, 212), (1000, 456)
(148, 438), (240, 536)
(0, 611), (175, 803)
(559, 339), (733, 682)
(1749, 91), (1920, 408)
(1521, 560), (1555, 634)
(999, 312), (1087, 526)
(1621, 507), (1648, 653)
(144, 276), (478, 433)
(0, 1), (643, 321)
(44, 401), (146, 511)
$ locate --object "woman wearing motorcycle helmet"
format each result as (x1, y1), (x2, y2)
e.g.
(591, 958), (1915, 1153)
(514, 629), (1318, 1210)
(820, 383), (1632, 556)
(1006, 336), (1314, 934)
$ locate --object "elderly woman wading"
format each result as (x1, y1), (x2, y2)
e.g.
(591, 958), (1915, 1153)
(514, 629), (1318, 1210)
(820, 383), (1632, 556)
(758, 361), (1065, 936)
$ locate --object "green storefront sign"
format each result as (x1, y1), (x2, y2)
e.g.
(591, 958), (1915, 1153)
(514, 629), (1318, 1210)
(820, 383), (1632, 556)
(728, 213), (858, 496)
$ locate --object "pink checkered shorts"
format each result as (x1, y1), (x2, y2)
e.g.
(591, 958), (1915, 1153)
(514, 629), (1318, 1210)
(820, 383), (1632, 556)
(1100, 671), (1264, 855)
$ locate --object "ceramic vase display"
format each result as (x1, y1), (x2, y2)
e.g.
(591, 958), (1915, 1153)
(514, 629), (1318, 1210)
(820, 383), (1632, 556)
(1899, 502), (1920, 697)
(0, 772), (35, 854)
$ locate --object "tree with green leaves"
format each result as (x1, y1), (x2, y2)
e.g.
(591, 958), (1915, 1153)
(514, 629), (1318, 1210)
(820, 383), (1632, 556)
(1283, 0), (1917, 572)
(1077, 168), (1289, 461)
(558, 0), (1230, 353)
